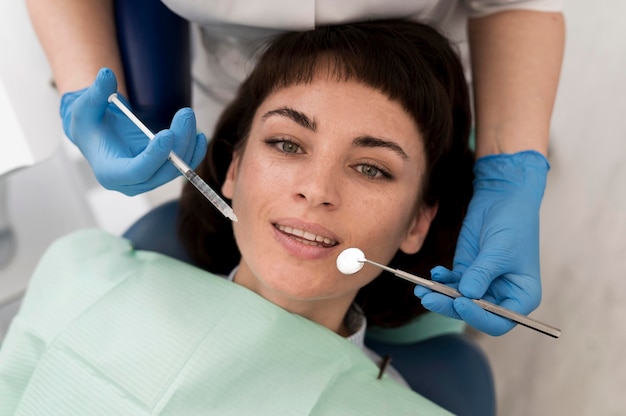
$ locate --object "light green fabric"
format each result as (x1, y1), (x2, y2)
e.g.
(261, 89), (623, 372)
(0, 229), (451, 415)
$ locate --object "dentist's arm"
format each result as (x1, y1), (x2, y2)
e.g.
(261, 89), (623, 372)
(26, 0), (206, 195)
(416, 10), (565, 335)
(470, 10), (564, 158)
(26, 0), (126, 94)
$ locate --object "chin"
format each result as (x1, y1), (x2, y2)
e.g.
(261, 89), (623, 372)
(261, 275), (338, 301)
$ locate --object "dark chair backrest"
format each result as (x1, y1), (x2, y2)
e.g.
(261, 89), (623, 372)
(114, 0), (192, 132)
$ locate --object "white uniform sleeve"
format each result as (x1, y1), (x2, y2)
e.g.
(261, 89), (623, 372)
(463, 0), (564, 18)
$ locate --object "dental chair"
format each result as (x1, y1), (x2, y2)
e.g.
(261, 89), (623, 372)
(115, 1), (496, 415)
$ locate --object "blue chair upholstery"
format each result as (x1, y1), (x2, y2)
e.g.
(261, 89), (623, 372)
(116, 2), (495, 414)
(114, 0), (191, 132)
(365, 335), (495, 415)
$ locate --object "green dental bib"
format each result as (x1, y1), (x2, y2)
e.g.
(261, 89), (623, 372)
(0, 229), (449, 415)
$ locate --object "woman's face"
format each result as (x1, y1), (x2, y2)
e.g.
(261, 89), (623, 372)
(222, 73), (436, 318)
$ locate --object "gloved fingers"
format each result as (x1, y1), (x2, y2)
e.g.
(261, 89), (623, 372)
(93, 130), (174, 194)
(450, 222), (478, 275)
(413, 285), (431, 299)
(420, 293), (461, 320)
(117, 128), (206, 196)
(488, 274), (542, 315)
(415, 266), (458, 299)
(60, 90), (86, 142)
(74, 68), (118, 124)
(430, 266), (461, 285)
(453, 297), (516, 336)
(169, 108), (200, 163)
(456, 244), (513, 299)
(418, 291), (519, 335)
(114, 130), (177, 189)
(188, 133), (208, 170)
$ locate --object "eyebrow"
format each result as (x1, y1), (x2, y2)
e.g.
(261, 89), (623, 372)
(353, 136), (409, 159)
(262, 107), (317, 132)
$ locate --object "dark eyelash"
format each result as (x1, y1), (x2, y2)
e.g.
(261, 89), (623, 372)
(264, 137), (297, 146)
(263, 137), (299, 151)
(264, 138), (286, 144)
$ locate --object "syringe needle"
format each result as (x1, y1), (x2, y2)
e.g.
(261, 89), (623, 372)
(107, 93), (238, 222)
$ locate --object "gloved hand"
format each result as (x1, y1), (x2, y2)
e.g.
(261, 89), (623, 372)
(60, 67), (207, 196)
(414, 151), (550, 335)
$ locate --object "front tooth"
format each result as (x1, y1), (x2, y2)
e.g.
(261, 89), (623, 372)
(316, 235), (334, 245)
(277, 224), (335, 245)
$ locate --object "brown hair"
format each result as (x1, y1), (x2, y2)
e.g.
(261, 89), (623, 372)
(178, 19), (474, 328)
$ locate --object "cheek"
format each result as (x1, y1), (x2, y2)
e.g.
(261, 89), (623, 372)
(226, 155), (281, 206)
(241, 155), (291, 191)
(356, 190), (414, 229)
(349, 191), (418, 258)
(228, 157), (291, 249)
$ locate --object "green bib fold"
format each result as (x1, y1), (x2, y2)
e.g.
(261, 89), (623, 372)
(0, 229), (450, 415)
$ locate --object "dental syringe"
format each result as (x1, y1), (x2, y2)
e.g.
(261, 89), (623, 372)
(108, 93), (238, 222)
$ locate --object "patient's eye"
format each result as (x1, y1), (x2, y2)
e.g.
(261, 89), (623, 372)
(281, 141), (300, 153)
(265, 138), (302, 154)
(355, 163), (392, 180)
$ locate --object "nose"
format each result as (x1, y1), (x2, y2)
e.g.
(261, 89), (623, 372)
(294, 159), (341, 209)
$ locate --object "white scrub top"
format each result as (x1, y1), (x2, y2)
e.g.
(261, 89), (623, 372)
(159, 0), (563, 134)
(161, 0), (563, 28)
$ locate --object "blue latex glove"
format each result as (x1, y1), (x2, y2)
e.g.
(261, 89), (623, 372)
(60, 67), (207, 196)
(414, 151), (550, 335)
